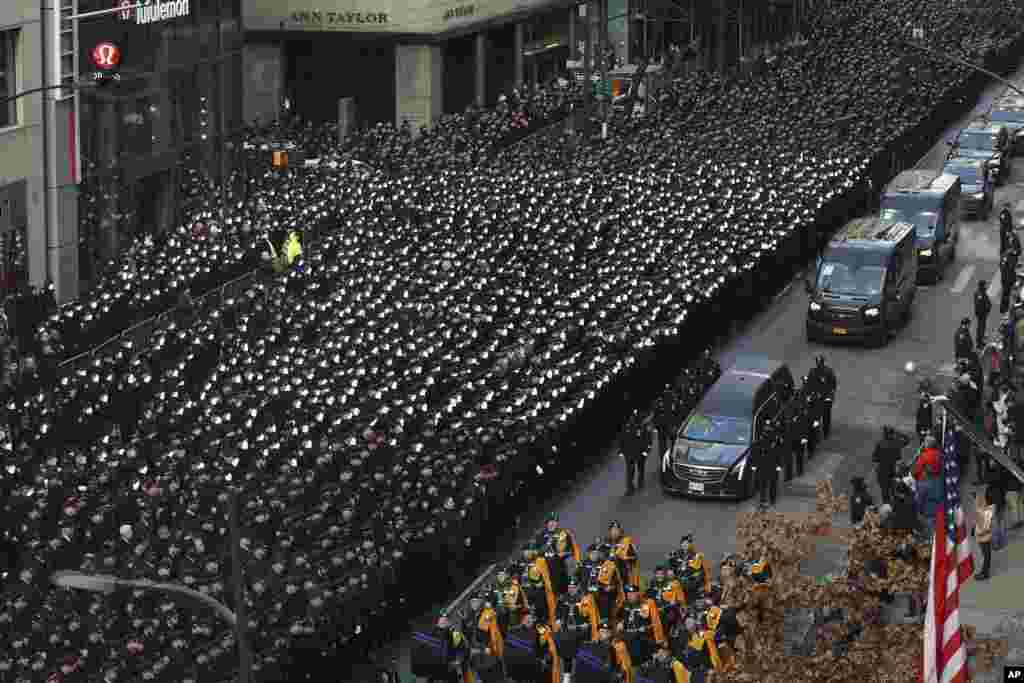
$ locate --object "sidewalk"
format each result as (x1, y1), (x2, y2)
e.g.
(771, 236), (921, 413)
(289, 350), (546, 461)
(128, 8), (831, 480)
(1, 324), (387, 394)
(959, 519), (1024, 681)
(766, 481), (1024, 682)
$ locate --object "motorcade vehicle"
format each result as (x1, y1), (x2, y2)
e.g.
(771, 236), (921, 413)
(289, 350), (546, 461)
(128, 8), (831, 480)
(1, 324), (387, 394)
(948, 122), (1010, 183)
(661, 355), (794, 499)
(942, 157), (994, 220)
(990, 96), (1024, 153)
(805, 219), (917, 346)
(879, 170), (960, 281)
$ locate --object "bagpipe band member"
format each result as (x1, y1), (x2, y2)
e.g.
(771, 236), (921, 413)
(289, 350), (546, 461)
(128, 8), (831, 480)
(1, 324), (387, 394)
(608, 521), (639, 589)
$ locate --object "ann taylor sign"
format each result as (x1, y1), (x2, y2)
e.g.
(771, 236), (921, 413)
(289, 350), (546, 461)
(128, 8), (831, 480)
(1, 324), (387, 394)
(117, 0), (191, 25)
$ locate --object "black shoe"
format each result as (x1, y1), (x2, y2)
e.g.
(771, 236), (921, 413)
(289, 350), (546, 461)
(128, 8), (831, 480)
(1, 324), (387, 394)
(975, 571), (990, 581)
(625, 487), (635, 496)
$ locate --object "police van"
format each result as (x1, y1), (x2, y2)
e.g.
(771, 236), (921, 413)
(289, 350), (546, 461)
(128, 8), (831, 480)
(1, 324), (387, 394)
(879, 170), (960, 282)
(805, 219), (917, 347)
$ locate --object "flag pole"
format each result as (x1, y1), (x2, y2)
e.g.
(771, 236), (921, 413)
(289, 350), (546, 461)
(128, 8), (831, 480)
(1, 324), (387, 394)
(941, 406), (947, 449)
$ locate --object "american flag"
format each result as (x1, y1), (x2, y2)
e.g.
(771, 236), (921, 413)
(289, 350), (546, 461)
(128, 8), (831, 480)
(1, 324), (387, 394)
(922, 425), (974, 683)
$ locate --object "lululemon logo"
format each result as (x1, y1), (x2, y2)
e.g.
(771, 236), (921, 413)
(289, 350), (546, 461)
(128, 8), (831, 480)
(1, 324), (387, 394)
(91, 42), (122, 70)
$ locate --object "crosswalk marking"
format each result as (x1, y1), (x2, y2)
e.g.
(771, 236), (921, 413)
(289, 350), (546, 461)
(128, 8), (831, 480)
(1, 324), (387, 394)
(950, 264), (976, 294)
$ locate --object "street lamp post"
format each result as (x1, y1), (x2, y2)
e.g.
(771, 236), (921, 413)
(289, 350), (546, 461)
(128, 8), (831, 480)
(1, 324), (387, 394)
(52, 570), (254, 680)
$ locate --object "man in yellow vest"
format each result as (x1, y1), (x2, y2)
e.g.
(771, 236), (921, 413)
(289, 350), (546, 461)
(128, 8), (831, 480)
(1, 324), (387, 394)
(284, 230), (303, 266)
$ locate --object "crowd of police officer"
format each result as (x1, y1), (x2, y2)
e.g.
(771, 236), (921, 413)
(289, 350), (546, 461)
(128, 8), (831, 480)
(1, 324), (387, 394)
(416, 516), (772, 683)
(0, 0), (1019, 680)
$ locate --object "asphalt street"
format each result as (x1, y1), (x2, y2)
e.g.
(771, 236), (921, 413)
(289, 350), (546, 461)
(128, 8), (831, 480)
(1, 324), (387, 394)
(379, 63), (1024, 679)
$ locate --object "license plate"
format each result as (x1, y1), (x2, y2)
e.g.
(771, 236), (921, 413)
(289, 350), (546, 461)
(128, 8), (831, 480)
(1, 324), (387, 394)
(688, 482), (704, 493)
(832, 327), (847, 335)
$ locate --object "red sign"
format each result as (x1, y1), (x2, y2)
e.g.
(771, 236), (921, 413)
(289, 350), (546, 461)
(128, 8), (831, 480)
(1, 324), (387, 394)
(91, 42), (122, 70)
(116, 0), (133, 21)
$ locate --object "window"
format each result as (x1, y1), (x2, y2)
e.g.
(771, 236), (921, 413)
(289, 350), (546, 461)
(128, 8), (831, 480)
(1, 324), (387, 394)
(0, 30), (18, 127)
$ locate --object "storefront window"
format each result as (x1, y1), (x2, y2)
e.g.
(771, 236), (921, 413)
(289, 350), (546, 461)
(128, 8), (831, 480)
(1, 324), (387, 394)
(0, 228), (29, 294)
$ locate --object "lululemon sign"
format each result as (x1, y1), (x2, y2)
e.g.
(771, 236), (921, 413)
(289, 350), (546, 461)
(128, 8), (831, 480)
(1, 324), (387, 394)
(117, 0), (191, 25)
(91, 42), (122, 69)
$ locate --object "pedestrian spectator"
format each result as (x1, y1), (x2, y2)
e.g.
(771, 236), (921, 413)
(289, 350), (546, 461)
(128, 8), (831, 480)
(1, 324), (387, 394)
(954, 317), (974, 361)
(1004, 463), (1022, 530)
(913, 434), (943, 526)
(916, 387), (933, 445)
(999, 204), (1014, 256)
(974, 489), (995, 581)
(1000, 246), (1018, 314)
(849, 477), (874, 526)
(986, 472), (1008, 551)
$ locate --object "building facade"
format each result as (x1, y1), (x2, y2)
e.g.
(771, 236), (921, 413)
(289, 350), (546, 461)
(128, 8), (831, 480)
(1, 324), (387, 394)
(0, 0), (47, 298)
(0, 0), (244, 303)
(241, 0), (811, 132)
(76, 0), (244, 291)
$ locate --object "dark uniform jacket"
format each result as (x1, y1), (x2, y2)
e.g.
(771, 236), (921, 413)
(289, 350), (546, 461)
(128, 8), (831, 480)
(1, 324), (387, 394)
(555, 592), (592, 663)
(976, 288), (993, 319)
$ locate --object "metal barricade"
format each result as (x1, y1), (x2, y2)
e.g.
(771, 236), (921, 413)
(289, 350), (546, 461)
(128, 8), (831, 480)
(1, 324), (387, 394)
(55, 268), (269, 372)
